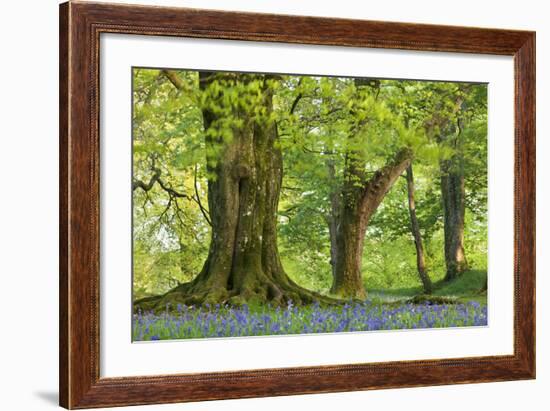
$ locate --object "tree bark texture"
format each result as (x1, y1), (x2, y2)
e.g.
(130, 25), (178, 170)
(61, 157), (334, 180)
(439, 120), (468, 281)
(327, 80), (414, 299)
(330, 148), (413, 299)
(135, 72), (333, 311)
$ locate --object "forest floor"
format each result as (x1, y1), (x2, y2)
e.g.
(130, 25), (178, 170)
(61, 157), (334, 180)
(367, 269), (487, 304)
(133, 270), (487, 341)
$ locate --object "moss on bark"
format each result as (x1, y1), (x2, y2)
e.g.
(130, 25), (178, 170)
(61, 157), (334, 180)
(135, 73), (338, 313)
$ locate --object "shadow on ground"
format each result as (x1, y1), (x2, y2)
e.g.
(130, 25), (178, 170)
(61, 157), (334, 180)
(34, 391), (58, 406)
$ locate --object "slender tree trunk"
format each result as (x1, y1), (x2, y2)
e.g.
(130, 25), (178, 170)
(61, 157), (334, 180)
(440, 119), (468, 281)
(135, 72), (333, 312)
(330, 148), (413, 299)
(405, 164), (432, 294)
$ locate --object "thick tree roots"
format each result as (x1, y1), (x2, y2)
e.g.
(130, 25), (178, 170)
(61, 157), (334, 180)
(134, 272), (340, 313)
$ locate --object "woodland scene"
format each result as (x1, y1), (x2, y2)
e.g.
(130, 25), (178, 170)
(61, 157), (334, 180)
(132, 68), (488, 341)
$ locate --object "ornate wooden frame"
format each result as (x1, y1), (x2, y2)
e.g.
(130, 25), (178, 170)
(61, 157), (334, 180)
(59, 1), (535, 408)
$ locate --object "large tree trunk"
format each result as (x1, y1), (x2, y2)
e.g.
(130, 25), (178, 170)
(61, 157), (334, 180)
(326, 79), (413, 299)
(330, 148), (412, 299)
(440, 161), (468, 280)
(440, 119), (468, 281)
(135, 72), (331, 312)
(405, 164), (432, 294)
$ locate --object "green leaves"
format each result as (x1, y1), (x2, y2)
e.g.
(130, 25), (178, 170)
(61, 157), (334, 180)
(132, 67), (488, 299)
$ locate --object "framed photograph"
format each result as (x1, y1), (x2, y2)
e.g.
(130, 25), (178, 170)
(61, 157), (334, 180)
(59, 1), (535, 408)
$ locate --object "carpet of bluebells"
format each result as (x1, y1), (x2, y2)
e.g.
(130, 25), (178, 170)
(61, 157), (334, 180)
(133, 300), (487, 341)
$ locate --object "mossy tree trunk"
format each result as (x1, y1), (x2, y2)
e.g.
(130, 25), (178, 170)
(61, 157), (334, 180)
(326, 79), (413, 300)
(440, 117), (468, 281)
(329, 148), (412, 299)
(135, 72), (333, 312)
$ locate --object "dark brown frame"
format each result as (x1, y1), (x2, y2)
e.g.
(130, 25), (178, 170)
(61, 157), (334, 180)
(59, 1), (536, 409)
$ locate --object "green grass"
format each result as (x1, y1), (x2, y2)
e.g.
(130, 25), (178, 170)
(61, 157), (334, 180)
(282, 251), (486, 306)
(432, 270), (487, 303)
(367, 269), (487, 303)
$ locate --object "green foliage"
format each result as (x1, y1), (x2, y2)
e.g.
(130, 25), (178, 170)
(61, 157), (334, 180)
(133, 68), (488, 304)
(133, 68), (209, 298)
(432, 270), (487, 300)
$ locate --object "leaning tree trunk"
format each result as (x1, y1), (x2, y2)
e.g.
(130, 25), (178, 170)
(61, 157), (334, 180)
(405, 164), (432, 294)
(135, 72), (333, 312)
(440, 121), (468, 281)
(330, 148), (413, 299)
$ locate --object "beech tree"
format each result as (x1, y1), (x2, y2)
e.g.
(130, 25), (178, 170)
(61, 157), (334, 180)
(136, 71), (333, 311)
(279, 78), (422, 299)
(439, 116), (469, 281)
(416, 82), (487, 281)
(329, 146), (412, 298)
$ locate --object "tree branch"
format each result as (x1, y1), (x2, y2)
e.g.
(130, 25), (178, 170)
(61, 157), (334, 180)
(132, 168), (161, 191)
(361, 148), (413, 209)
(193, 164), (212, 226)
(156, 177), (190, 200)
(289, 78), (304, 115)
(290, 93), (303, 115)
(134, 160), (213, 227)
(133, 167), (191, 201)
(161, 69), (185, 90)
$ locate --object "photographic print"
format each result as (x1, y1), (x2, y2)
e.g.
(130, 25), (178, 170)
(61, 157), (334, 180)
(59, 4), (535, 406)
(132, 68), (488, 342)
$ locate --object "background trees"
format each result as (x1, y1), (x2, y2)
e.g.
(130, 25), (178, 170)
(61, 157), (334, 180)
(132, 68), (488, 307)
